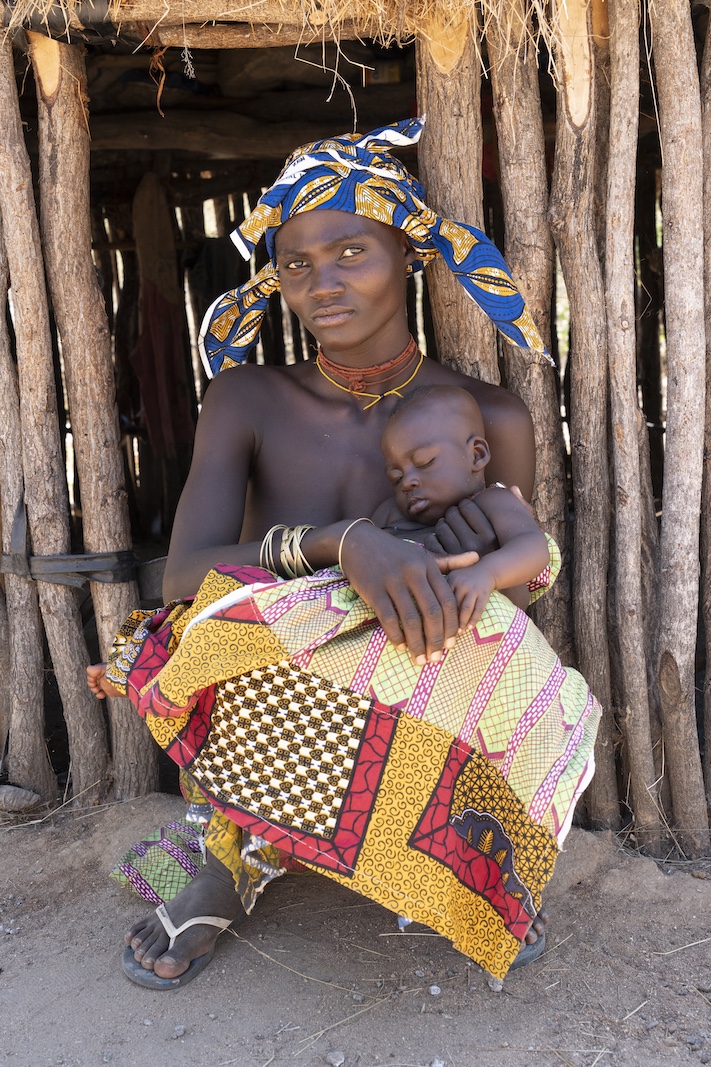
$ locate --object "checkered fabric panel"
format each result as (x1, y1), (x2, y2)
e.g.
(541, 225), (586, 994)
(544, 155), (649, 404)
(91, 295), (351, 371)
(191, 660), (371, 837)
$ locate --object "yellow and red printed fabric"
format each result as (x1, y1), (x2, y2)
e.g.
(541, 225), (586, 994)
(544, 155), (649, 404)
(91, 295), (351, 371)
(107, 564), (600, 980)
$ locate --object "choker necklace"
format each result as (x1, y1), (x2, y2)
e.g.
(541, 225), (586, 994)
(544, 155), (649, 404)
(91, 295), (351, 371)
(316, 335), (423, 410)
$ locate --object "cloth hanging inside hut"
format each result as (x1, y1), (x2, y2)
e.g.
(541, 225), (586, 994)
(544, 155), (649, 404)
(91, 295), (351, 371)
(131, 172), (195, 461)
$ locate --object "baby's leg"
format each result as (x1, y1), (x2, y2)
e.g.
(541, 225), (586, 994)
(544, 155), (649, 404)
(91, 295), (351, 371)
(86, 663), (122, 700)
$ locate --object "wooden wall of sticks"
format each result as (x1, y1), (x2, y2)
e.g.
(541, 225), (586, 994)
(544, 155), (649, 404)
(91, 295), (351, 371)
(0, 0), (709, 858)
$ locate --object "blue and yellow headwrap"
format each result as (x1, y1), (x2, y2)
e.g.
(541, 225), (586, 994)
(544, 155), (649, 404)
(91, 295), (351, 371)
(198, 117), (549, 377)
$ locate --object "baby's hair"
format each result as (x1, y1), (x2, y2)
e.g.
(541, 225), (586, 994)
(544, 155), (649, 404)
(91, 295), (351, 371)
(386, 384), (485, 437)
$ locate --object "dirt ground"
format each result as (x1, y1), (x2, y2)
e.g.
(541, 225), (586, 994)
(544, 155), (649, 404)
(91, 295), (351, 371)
(2, 793), (710, 1067)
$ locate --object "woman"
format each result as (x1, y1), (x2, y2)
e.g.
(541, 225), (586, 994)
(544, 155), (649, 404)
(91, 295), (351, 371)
(95, 119), (597, 988)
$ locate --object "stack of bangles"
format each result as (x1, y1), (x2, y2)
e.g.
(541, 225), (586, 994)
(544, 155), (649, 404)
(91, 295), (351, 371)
(259, 524), (315, 579)
(258, 517), (374, 579)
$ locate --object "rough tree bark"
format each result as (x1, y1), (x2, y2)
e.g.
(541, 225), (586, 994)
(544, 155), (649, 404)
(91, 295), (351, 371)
(0, 209), (55, 800)
(699, 10), (711, 813)
(485, 0), (572, 662)
(548, 0), (618, 828)
(649, 0), (709, 857)
(416, 16), (499, 384)
(605, 0), (660, 849)
(0, 39), (108, 803)
(29, 34), (158, 799)
(0, 582), (9, 764)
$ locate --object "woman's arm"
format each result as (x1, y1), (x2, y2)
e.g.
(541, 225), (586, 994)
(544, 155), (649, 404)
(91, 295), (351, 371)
(162, 371), (260, 600)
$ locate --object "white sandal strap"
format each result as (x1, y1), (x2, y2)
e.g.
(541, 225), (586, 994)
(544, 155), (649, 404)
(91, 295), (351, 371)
(155, 903), (233, 949)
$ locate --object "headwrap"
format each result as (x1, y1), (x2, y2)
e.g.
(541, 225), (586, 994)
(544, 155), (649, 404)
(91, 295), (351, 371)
(198, 117), (550, 378)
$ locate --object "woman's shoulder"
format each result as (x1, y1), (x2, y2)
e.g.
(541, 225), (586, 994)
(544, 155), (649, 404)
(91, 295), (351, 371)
(202, 360), (314, 403)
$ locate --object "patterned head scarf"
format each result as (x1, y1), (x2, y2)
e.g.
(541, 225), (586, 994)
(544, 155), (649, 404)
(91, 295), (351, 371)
(198, 117), (550, 377)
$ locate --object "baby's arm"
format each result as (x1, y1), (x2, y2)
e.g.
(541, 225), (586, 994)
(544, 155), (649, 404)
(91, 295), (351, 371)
(443, 487), (549, 628)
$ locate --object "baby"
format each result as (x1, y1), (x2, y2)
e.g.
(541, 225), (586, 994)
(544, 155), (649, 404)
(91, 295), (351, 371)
(371, 384), (550, 629)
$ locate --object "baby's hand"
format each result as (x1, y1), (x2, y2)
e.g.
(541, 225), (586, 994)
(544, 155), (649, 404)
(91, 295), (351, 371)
(446, 564), (496, 630)
(86, 663), (122, 700)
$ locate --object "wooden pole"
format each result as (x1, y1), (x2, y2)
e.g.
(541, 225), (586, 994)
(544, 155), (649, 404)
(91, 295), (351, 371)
(648, 0), (709, 857)
(28, 34), (158, 799)
(0, 581), (8, 766)
(0, 39), (108, 803)
(415, 17), (499, 384)
(485, 0), (572, 662)
(141, 20), (363, 49)
(605, 0), (660, 849)
(549, 0), (618, 829)
(86, 112), (353, 160)
(699, 9), (711, 817)
(0, 210), (55, 798)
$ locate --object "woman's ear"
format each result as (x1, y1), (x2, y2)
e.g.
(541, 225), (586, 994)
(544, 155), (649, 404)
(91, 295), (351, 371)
(403, 238), (416, 269)
(468, 435), (490, 473)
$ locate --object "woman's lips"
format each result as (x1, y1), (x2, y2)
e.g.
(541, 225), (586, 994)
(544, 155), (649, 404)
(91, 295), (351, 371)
(312, 308), (354, 327)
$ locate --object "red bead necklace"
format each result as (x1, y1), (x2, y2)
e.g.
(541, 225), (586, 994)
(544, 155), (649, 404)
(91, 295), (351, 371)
(316, 335), (423, 408)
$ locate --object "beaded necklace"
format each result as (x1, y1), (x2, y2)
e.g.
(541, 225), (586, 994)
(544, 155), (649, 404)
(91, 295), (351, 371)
(315, 335), (423, 410)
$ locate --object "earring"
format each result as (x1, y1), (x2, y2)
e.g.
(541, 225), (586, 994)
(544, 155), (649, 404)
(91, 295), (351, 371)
(406, 263), (414, 275)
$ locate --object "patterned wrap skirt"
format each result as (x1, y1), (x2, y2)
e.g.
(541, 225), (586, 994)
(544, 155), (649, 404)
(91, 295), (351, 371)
(106, 558), (600, 981)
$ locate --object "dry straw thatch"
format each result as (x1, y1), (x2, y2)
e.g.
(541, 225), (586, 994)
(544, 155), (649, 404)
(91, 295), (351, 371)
(5, 0), (564, 63)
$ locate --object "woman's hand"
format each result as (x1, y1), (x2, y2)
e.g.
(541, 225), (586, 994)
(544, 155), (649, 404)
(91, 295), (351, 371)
(339, 523), (460, 665)
(423, 497), (498, 559)
(422, 485), (533, 559)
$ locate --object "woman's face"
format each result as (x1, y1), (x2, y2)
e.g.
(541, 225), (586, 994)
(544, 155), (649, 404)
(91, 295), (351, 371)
(274, 209), (414, 362)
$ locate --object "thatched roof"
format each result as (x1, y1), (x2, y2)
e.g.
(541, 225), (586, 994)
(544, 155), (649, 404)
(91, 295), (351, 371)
(5, 0), (564, 63)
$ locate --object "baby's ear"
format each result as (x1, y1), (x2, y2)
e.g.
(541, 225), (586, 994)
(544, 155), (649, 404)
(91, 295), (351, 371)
(468, 434), (490, 473)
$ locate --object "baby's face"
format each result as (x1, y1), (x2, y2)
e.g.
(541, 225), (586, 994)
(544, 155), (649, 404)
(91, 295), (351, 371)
(382, 407), (485, 525)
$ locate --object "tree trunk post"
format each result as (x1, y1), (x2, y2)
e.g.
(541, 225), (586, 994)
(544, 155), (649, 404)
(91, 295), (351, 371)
(29, 33), (158, 799)
(698, 9), (711, 817)
(0, 39), (108, 803)
(415, 16), (499, 384)
(485, 1), (572, 662)
(0, 582), (9, 765)
(548, 0), (618, 829)
(605, 0), (661, 849)
(0, 209), (57, 800)
(648, 0), (709, 857)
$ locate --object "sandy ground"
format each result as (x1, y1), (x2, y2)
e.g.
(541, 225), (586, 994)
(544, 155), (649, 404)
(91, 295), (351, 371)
(2, 793), (711, 1067)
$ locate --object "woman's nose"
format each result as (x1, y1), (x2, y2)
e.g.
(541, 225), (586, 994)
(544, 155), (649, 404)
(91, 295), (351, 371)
(309, 261), (344, 298)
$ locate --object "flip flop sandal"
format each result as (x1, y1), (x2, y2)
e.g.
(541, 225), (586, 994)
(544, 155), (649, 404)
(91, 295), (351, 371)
(509, 930), (546, 971)
(122, 904), (236, 989)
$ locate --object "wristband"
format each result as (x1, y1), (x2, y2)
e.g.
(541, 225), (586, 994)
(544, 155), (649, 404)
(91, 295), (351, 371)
(259, 524), (286, 573)
(337, 517), (374, 574)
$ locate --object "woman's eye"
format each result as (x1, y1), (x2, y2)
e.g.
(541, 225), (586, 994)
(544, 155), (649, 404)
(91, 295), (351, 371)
(281, 259), (307, 271)
(341, 246), (363, 259)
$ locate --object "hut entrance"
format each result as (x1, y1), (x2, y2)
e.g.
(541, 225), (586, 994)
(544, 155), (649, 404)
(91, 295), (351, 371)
(0, 1), (709, 859)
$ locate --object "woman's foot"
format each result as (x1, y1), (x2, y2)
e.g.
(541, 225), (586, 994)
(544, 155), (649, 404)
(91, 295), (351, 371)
(524, 904), (548, 945)
(86, 663), (122, 700)
(124, 852), (244, 979)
